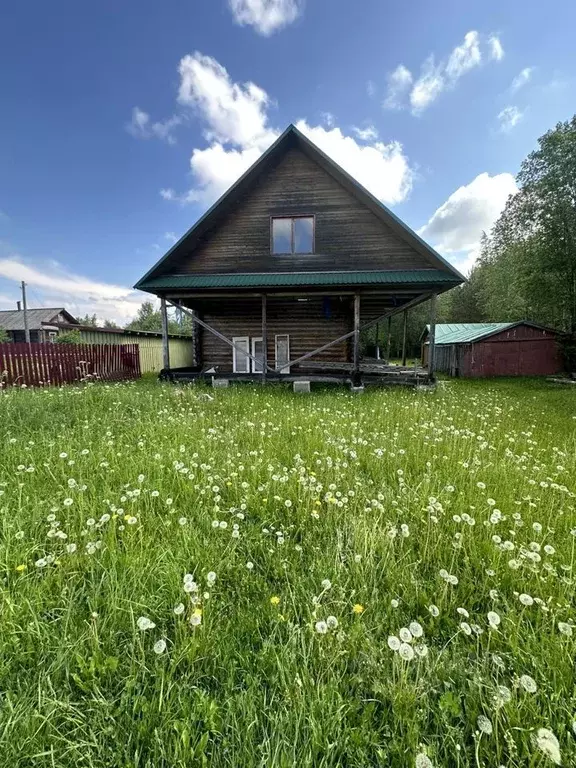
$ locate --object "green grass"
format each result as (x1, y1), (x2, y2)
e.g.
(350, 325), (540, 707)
(1, 378), (575, 767)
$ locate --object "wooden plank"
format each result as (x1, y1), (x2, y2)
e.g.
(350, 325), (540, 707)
(352, 294), (360, 379)
(161, 297), (170, 370)
(428, 294), (437, 381)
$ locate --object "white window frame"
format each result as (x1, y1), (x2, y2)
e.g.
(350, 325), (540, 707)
(232, 336), (250, 373)
(275, 334), (291, 374)
(251, 337), (264, 373)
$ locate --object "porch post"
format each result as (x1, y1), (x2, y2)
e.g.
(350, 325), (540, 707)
(261, 294), (267, 384)
(401, 310), (408, 366)
(386, 315), (392, 363)
(160, 297), (170, 371)
(353, 294), (361, 381)
(428, 293), (437, 382)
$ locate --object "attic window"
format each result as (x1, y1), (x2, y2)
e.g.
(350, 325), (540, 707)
(272, 216), (314, 254)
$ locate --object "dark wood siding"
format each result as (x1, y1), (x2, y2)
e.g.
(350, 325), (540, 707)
(200, 296), (352, 371)
(164, 147), (433, 276)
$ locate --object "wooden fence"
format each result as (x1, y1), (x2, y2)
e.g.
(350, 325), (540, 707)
(0, 343), (141, 388)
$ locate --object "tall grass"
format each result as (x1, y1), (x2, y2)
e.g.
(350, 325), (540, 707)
(0, 379), (575, 767)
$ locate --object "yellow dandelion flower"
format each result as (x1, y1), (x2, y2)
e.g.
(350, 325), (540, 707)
(353, 603), (365, 615)
(270, 596), (280, 606)
(226, 481), (232, 487)
(15, 564), (27, 572)
(314, 500), (321, 505)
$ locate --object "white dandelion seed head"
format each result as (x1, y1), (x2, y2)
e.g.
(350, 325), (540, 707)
(457, 607), (469, 618)
(534, 728), (561, 765)
(387, 635), (401, 651)
(399, 627), (413, 643)
(415, 753), (434, 768)
(153, 638), (167, 655)
(326, 615), (339, 629)
(519, 593), (534, 606)
(246, 561), (254, 570)
(398, 642), (415, 661)
(558, 621), (573, 636)
(488, 611), (501, 628)
(415, 643), (429, 657)
(409, 621), (423, 638)
(391, 599), (399, 608)
(321, 579), (332, 590)
(137, 616), (156, 631)
(206, 571), (216, 585)
(519, 674), (537, 693)
(428, 605), (440, 617)
(460, 622), (472, 636)
(315, 620), (328, 634)
(477, 715), (493, 735)
(173, 603), (185, 615)
(189, 612), (202, 626)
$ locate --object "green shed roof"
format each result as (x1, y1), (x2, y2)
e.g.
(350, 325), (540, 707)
(139, 269), (461, 292)
(426, 322), (519, 344)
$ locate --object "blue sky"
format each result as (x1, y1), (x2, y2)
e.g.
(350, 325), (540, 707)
(0, 0), (574, 323)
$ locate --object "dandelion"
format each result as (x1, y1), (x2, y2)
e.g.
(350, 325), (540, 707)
(173, 603), (185, 615)
(246, 561), (254, 570)
(557, 622), (572, 637)
(534, 728), (561, 765)
(315, 620), (328, 634)
(206, 571), (216, 585)
(519, 593), (534, 606)
(63, 498), (73, 507)
(477, 715), (493, 735)
(178, 517), (188, 526)
(391, 599), (399, 608)
(428, 605), (440, 617)
(190, 608), (202, 626)
(137, 616), (156, 631)
(126, 516), (137, 525)
(326, 615), (338, 629)
(460, 622), (472, 636)
(398, 642), (415, 661)
(399, 627), (413, 643)
(352, 604), (364, 615)
(387, 635), (401, 651)
(153, 639), (167, 655)
(415, 644), (429, 657)
(270, 596), (280, 606)
(494, 685), (512, 707)
(488, 611), (501, 629)
(415, 753), (433, 768)
(321, 579), (332, 590)
(35, 557), (47, 568)
(15, 564), (26, 572)
(519, 674), (537, 693)
(65, 543), (77, 554)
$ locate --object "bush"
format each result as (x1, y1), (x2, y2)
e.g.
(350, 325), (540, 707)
(54, 330), (84, 344)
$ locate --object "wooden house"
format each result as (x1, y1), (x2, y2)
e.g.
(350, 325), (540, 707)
(135, 124), (464, 387)
(0, 306), (78, 343)
(421, 322), (563, 377)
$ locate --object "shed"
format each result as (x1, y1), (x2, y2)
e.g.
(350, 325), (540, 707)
(0, 307), (78, 343)
(421, 322), (563, 377)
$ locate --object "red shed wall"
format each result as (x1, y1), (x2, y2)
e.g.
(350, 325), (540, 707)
(463, 325), (562, 377)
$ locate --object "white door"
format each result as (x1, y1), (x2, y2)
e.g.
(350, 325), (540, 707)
(275, 334), (291, 374)
(251, 337), (264, 373)
(232, 337), (250, 373)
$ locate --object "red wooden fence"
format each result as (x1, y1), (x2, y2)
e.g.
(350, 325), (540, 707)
(0, 343), (141, 388)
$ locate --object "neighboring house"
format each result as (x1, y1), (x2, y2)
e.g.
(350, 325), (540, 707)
(135, 124), (464, 386)
(50, 322), (194, 373)
(0, 306), (78, 343)
(421, 322), (563, 377)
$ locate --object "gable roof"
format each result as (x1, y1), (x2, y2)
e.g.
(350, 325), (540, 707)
(0, 307), (77, 331)
(424, 322), (561, 345)
(135, 124), (465, 291)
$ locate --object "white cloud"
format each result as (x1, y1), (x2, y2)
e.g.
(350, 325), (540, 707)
(488, 35), (504, 61)
(511, 67), (534, 92)
(497, 105), (523, 133)
(383, 64), (413, 110)
(410, 57), (445, 114)
(164, 232), (178, 244)
(0, 257), (145, 324)
(386, 31), (501, 114)
(295, 121), (412, 204)
(228, 0), (303, 35)
(126, 107), (182, 145)
(320, 111), (335, 128)
(352, 125), (379, 141)
(178, 53), (277, 151)
(418, 172), (518, 267)
(162, 52), (413, 207)
(366, 80), (376, 98)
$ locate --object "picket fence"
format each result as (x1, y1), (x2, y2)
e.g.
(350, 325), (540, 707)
(0, 343), (141, 388)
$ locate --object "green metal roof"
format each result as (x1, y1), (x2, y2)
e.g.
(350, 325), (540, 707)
(426, 322), (517, 344)
(139, 269), (461, 292)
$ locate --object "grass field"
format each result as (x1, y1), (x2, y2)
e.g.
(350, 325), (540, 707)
(1, 378), (575, 767)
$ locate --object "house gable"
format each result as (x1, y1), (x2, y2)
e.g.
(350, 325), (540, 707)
(135, 125), (464, 289)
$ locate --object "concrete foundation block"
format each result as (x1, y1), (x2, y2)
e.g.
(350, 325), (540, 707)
(350, 385), (365, 394)
(212, 378), (229, 388)
(293, 380), (311, 394)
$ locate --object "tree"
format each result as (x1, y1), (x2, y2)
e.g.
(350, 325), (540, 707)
(54, 329), (84, 344)
(78, 313), (98, 326)
(103, 319), (119, 329)
(126, 301), (192, 335)
(0, 328), (8, 343)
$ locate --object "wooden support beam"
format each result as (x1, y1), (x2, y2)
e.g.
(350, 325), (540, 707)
(386, 315), (392, 363)
(401, 310), (408, 366)
(353, 294), (361, 381)
(428, 293), (437, 382)
(160, 297), (170, 371)
(168, 299), (276, 374)
(261, 294), (267, 384)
